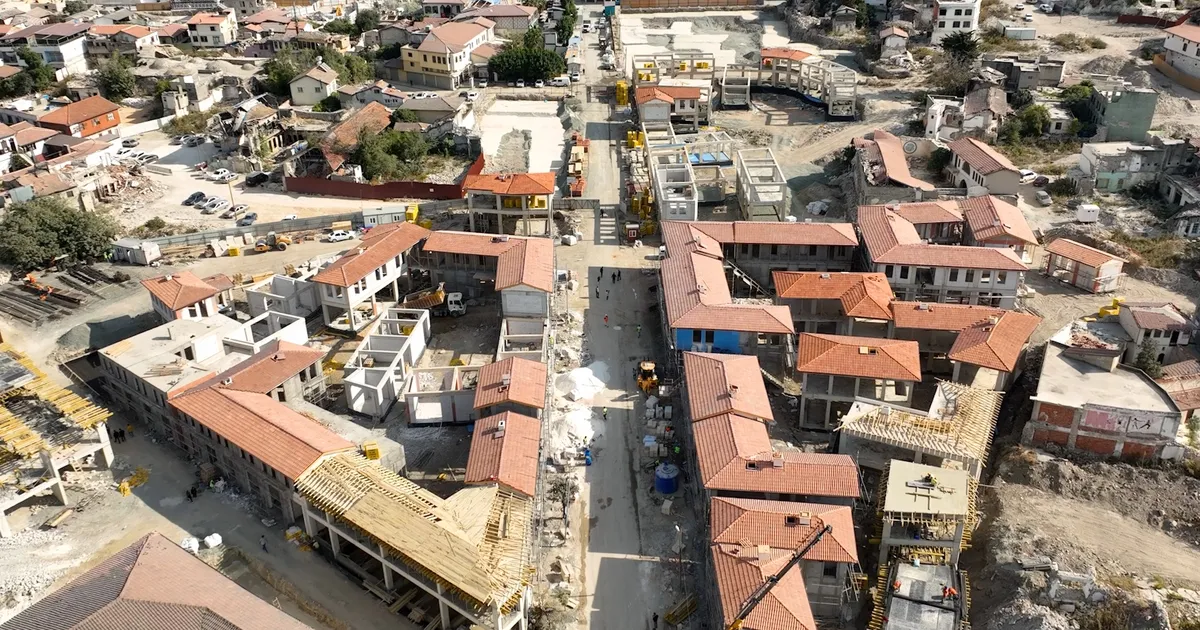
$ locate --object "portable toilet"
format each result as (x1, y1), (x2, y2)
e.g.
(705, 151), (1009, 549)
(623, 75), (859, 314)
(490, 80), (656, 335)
(1076, 203), (1100, 223)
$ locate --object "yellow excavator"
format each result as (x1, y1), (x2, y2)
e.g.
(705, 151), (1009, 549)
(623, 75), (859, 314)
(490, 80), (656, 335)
(726, 523), (832, 630)
(637, 361), (658, 393)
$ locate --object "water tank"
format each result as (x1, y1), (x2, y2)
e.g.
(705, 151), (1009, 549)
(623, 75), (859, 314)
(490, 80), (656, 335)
(654, 462), (680, 494)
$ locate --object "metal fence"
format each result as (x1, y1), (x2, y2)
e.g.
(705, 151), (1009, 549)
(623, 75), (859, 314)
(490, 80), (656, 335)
(145, 212), (363, 248)
(553, 198), (601, 210)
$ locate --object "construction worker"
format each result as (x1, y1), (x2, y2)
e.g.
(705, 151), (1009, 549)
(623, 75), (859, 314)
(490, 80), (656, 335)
(637, 324), (642, 337)
(602, 408), (608, 421)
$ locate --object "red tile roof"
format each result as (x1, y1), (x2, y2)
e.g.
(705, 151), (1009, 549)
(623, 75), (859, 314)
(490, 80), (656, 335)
(1044, 238), (1126, 268)
(879, 25), (908, 38)
(417, 22), (488, 53)
(772, 271), (893, 321)
(683, 352), (774, 423)
(156, 23), (188, 37)
(473, 357), (547, 410)
(948, 136), (1018, 175)
(880, 200), (963, 225)
(959, 195), (1036, 245)
(688, 221), (857, 247)
(1166, 22), (1200, 44)
(170, 388), (354, 480)
(796, 333), (921, 381)
(948, 310), (1041, 372)
(321, 102), (394, 170)
(1162, 358), (1200, 379)
(1124, 301), (1191, 331)
(710, 497), (858, 564)
(0, 65), (18, 79)
(183, 341), (326, 396)
(660, 222), (796, 335)
(141, 271), (220, 310)
(1157, 370), (1200, 411)
(693, 412), (860, 498)
(870, 130), (936, 191)
(0, 533), (314, 630)
(187, 12), (229, 25)
(14, 125), (56, 146)
(634, 85), (702, 105)
(39, 95), (119, 126)
(890, 301), (1006, 331)
(421, 231), (554, 292)
(312, 222), (430, 287)
(464, 172), (556, 195)
(711, 544), (816, 630)
(464, 411), (541, 496)
(857, 206), (1027, 270)
(760, 47), (812, 62)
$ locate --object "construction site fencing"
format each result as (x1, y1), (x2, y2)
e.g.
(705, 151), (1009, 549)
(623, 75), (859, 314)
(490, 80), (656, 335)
(284, 154), (486, 201)
(1116, 9), (1195, 26)
(145, 212), (363, 248)
(553, 198), (601, 211)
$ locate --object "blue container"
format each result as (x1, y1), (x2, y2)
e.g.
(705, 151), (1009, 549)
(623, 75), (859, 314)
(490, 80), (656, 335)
(654, 462), (680, 494)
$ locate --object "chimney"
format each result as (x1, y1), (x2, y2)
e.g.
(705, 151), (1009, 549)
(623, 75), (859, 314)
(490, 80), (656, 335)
(728, 384), (739, 398)
(757, 544), (771, 561)
(222, 377), (233, 385)
(165, 274), (173, 281)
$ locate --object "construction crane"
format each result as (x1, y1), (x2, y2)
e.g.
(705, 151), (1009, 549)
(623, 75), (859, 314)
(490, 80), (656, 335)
(726, 522), (833, 630)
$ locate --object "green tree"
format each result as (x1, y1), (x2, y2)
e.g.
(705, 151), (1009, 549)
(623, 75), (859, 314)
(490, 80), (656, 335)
(0, 197), (118, 271)
(322, 18), (356, 35)
(927, 147), (952, 172)
(352, 128), (429, 181)
(488, 46), (566, 81)
(17, 47), (56, 91)
(1015, 104), (1050, 136)
(354, 8), (381, 34)
(313, 95), (342, 112)
(1134, 338), (1163, 378)
(62, 0), (89, 14)
(165, 110), (208, 135)
(522, 25), (544, 49)
(262, 47), (373, 97)
(556, 0), (577, 44)
(524, 0), (547, 10)
(95, 55), (135, 100)
(391, 108), (420, 123)
(941, 31), (980, 62)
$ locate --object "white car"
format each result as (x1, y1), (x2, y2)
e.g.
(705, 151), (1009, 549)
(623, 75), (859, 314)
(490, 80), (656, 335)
(466, 90), (479, 101)
(570, 72), (582, 82)
(1019, 169), (1037, 183)
(328, 229), (354, 242)
(535, 79), (545, 88)
(208, 168), (231, 181)
(516, 79), (525, 88)
(1039, 2), (1052, 11)
(282, 213), (297, 220)
(116, 147), (133, 157)
(202, 197), (226, 211)
(1023, 12), (1034, 20)
(215, 171), (238, 183)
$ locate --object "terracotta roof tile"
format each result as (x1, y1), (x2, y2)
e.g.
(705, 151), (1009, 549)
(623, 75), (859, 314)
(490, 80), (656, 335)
(292, 62), (338, 86)
(877, 200), (963, 225)
(184, 340), (326, 396)
(1124, 302), (1191, 331)
(417, 22), (487, 53)
(693, 413), (860, 497)
(1157, 371), (1200, 411)
(711, 544), (816, 630)
(960, 195), (1036, 244)
(634, 85), (702, 105)
(948, 136), (1018, 175)
(0, 65), (18, 79)
(688, 221), (858, 247)
(710, 497), (858, 564)
(760, 47), (812, 62)
(870, 130), (935, 191)
(879, 25), (908, 38)
(170, 388), (353, 480)
(857, 206), (1027, 270)
(39, 95), (119, 126)
(1044, 238), (1126, 268)
(796, 333), (922, 381)
(141, 271), (219, 311)
(312, 222), (429, 287)
(421, 231), (554, 293)
(891, 301), (1005, 331)
(0, 533), (314, 630)
(772, 271), (893, 320)
(1162, 358), (1200, 379)
(948, 311), (1041, 372)
(464, 411), (540, 496)
(1166, 22), (1200, 44)
(473, 357), (547, 410)
(321, 102), (394, 167)
(464, 172), (556, 195)
(683, 352), (774, 423)
(187, 12), (229, 25)
(14, 125), (57, 146)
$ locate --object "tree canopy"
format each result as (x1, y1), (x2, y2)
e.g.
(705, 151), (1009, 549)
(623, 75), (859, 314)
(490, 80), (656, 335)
(96, 55), (136, 100)
(62, 0), (89, 14)
(0, 197), (118, 271)
(556, 0), (577, 45)
(352, 127), (429, 181)
(941, 31), (980, 62)
(489, 26), (565, 81)
(262, 47), (372, 97)
(355, 9), (381, 34)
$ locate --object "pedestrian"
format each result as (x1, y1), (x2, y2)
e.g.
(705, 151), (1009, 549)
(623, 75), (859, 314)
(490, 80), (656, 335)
(260, 535), (268, 553)
(603, 314), (609, 326)
(606, 289), (610, 300)
(595, 287), (599, 299)
(602, 408), (608, 421)
(115, 429), (123, 443)
(186, 489), (193, 502)
(126, 423), (134, 438)
(611, 272), (616, 284)
(618, 270), (622, 281)
(652, 613), (659, 629)
(637, 324), (642, 337)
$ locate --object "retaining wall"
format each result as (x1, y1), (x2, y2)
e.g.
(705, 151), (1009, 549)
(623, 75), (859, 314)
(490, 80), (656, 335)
(148, 212), (362, 248)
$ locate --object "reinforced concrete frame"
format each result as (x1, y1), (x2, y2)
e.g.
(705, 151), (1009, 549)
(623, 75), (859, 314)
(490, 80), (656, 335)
(719, 56), (858, 119)
(735, 148), (789, 221)
(630, 52), (717, 86)
(650, 146), (699, 222)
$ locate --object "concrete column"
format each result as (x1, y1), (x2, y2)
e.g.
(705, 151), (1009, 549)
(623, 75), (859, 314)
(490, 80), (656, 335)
(438, 583), (452, 628)
(798, 373), (808, 427)
(380, 545), (394, 589)
(846, 318), (854, 335)
(301, 501), (315, 536)
(951, 361), (962, 384)
(950, 521), (965, 564)
(328, 526), (339, 553)
(40, 450), (68, 506)
(468, 208), (476, 232)
(94, 421), (114, 469)
(878, 520), (893, 565)
(521, 195), (529, 236)
(392, 277), (400, 302)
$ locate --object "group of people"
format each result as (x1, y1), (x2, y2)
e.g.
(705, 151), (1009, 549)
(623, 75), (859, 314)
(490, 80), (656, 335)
(595, 267), (625, 301)
(110, 425), (132, 443)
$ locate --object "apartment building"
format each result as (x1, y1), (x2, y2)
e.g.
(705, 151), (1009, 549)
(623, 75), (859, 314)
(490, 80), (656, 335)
(141, 271), (232, 322)
(1118, 301), (1193, 365)
(463, 172), (556, 235)
(187, 12), (238, 48)
(416, 231), (553, 318)
(773, 271), (893, 336)
(946, 136), (1020, 195)
(931, 0), (980, 44)
(795, 333), (922, 429)
(399, 21), (492, 89)
(310, 222), (431, 332)
(857, 206), (1026, 308)
(1164, 23), (1200, 82)
(1087, 76), (1158, 143)
(85, 25), (159, 64)
(37, 95), (121, 138)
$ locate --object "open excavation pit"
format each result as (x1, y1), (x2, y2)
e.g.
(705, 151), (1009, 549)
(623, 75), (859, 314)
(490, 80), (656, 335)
(620, 11), (791, 75)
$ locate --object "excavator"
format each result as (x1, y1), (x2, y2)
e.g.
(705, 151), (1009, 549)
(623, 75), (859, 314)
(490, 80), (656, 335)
(726, 522), (833, 630)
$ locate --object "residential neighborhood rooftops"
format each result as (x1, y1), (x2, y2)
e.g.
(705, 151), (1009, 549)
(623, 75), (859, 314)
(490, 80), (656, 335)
(711, 544), (816, 630)
(458, 4), (536, 17)
(292, 62), (338, 86)
(38, 95), (120, 127)
(959, 195), (1036, 244)
(710, 497), (858, 564)
(1044, 238), (1127, 268)
(0, 532), (314, 630)
(685, 220), (858, 247)
(772, 271), (894, 321)
(464, 172), (556, 196)
(187, 12), (229, 25)
(682, 352), (774, 423)
(1165, 22), (1200, 43)
(464, 411), (541, 497)
(473, 357), (547, 411)
(182, 340), (326, 397)
(311, 222), (430, 287)
(796, 333), (922, 382)
(891, 301), (1005, 331)
(417, 22), (488, 53)
(878, 200), (963, 225)
(948, 136), (1018, 175)
(140, 271), (221, 310)
(857, 207), (1027, 270)
(421, 232), (554, 292)
(1123, 302), (1191, 331)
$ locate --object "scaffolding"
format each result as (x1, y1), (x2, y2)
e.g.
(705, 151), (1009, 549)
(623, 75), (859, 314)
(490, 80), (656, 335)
(873, 460), (979, 566)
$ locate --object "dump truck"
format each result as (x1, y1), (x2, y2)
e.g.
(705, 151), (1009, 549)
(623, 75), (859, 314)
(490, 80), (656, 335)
(431, 292), (466, 317)
(399, 283), (447, 310)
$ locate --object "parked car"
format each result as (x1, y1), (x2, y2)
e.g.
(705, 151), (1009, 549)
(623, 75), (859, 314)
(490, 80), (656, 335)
(219, 206), (241, 219)
(230, 203), (249, 216)
(184, 191), (206, 205)
(479, 79), (488, 88)
(203, 200), (229, 215)
(535, 79), (545, 88)
(1019, 168), (1037, 183)
(170, 135), (184, 145)
(1038, 2), (1053, 11)
(207, 168), (231, 181)
(116, 148), (134, 157)
(582, 21), (593, 32)
(570, 72), (582, 82)
(237, 212), (258, 227)
(245, 171), (270, 187)
(193, 195), (212, 208)
(137, 154), (159, 165)
(464, 90), (479, 101)
(516, 79), (525, 88)
(122, 138), (139, 148)
(282, 213), (297, 220)
(184, 135), (205, 147)
(1023, 12), (1034, 20)
(328, 229), (353, 242)
(1036, 190), (1052, 206)
(215, 171), (238, 183)
(1033, 175), (1050, 187)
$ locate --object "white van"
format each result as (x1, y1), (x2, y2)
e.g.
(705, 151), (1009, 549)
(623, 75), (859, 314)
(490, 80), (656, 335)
(550, 75), (570, 87)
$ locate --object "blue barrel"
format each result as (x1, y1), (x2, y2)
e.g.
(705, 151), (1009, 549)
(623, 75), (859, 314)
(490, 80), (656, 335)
(654, 463), (680, 494)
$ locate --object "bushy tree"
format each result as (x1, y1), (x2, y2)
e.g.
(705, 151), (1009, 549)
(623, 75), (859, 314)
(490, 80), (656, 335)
(0, 197), (118, 271)
(263, 47), (373, 97)
(313, 95), (342, 112)
(354, 9), (381, 34)
(391, 108), (421, 123)
(556, 0), (576, 44)
(522, 25), (544, 50)
(489, 45), (566, 81)
(322, 18), (356, 35)
(96, 55), (135, 100)
(1134, 339), (1163, 378)
(18, 47), (56, 92)
(352, 128), (428, 181)
(941, 31), (980, 62)
(63, 0), (89, 14)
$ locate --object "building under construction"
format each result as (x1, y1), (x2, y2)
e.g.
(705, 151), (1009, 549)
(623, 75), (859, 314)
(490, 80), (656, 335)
(0, 343), (115, 537)
(719, 48), (858, 119)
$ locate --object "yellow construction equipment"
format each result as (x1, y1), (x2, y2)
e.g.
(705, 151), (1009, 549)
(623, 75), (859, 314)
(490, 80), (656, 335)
(405, 205), (420, 223)
(254, 232), (293, 252)
(637, 361), (659, 393)
(615, 80), (628, 106)
(361, 440), (381, 460)
(1098, 296), (1124, 318)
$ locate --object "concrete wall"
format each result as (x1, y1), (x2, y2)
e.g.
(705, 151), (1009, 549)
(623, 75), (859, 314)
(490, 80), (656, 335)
(1024, 399), (1184, 460)
(501, 287), (549, 318)
(873, 262), (1020, 308)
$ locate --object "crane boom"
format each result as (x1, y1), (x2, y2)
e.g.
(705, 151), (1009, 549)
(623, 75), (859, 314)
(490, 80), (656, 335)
(727, 523), (833, 630)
